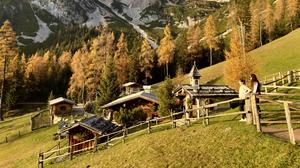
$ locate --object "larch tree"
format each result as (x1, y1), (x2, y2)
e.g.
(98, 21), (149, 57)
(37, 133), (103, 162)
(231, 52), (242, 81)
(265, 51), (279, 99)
(286, 0), (299, 31)
(114, 32), (129, 86)
(263, 0), (274, 42)
(224, 26), (256, 90)
(0, 20), (18, 120)
(274, 0), (285, 22)
(157, 24), (175, 77)
(204, 16), (218, 66)
(68, 45), (89, 103)
(140, 37), (155, 85)
(98, 55), (120, 106)
(187, 25), (201, 56)
(249, 0), (262, 49)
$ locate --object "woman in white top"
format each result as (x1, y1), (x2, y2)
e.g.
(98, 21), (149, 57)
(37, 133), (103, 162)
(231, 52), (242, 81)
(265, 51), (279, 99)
(239, 79), (251, 120)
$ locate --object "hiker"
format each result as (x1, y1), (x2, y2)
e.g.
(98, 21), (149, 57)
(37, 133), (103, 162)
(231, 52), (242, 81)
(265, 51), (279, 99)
(250, 73), (261, 114)
(239, 79), (251, 121)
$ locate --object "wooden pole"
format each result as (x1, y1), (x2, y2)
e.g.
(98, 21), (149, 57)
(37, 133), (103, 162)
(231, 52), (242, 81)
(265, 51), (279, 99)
(148, 121), (151, 134)
(205, 108), (209, 125)
(106, 135), (109, 148)
(38, 153), (44, 168)
(94, 136), (98, 152)
(251, 94), (261, 132)
(245, 98), (253, 125)
(284, 102), (296, 145)
(57, 135), (61, 156)
(123, 126), (126, 143)
(69, 144), (73, 160)
(288, 71), (292, 84)
(273, 76), (277, 92)
(171, 110), (176, 128)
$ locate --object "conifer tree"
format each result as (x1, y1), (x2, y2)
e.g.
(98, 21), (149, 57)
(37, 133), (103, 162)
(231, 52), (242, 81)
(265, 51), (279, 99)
(98, 55), (120, 106)
(114, 33), (129, 85)
(286, 0), (299, 31)
(157, 25), (175, 77)
(224, 26), (256, 90)
(157, 78), (176, 117)
(0, 20), (18, 120)
(140, 37), (155, 85)
(204, 16), (218, 66)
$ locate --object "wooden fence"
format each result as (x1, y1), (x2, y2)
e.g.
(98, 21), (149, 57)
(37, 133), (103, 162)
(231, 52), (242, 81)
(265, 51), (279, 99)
(38, 79), (300, 167)
(31, 110), (52, 131)
(262, 69), (300, 93)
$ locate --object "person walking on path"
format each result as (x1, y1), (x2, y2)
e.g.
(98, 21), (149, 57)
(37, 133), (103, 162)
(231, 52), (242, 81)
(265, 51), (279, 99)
(239, 79), (251, 121)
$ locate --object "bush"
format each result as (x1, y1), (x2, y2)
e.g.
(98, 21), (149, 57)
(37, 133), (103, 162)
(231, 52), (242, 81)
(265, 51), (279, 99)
(84, 101), (96, 113)
(114, 107), (147, 126)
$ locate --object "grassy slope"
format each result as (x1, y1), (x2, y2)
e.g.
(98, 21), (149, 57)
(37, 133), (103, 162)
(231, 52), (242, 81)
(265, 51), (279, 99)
(176, 28), (300, 85)
(51, 120), (300, 168)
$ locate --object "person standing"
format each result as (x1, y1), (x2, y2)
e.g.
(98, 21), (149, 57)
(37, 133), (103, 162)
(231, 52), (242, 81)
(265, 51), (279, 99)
(239, 79), (251, 121)
(250, 74), (261, 113)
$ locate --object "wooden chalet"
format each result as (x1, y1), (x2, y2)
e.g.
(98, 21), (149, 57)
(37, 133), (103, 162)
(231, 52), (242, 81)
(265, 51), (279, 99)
(101, 89), (159, 119)
(122, 82), (142, 95)
(59, 116), (119, 154)
(49, 97), (75, 124)
(173, 62), (238, 118)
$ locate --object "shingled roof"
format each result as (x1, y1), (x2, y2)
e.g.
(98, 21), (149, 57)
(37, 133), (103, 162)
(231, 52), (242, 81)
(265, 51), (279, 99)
(174, 84), (237, 97)
(59, 116), (119, 135)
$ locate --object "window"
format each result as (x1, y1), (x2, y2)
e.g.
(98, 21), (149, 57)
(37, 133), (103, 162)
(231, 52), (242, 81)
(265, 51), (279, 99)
(195, 79), (199, 85)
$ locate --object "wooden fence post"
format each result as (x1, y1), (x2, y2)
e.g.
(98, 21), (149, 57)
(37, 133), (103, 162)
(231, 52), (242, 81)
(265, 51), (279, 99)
(288, 71), (293, 84)
(273, 76), (277, 92)
(148, 121), (151, 134)
(69, 145), (73, 160)
(205, 109), (209, 126)
(106, 135), (109, 148)
(94, 136), (98, 152)
(245, 97), (253, 125)
(184, 109), (190, 127)
(171, 111), (176, 128)
(38, 153), (44, 168)
(298, 69), (300, 80)
(251, 94), (261, 132)
(283, 102), (296, 145)
(123, 127), (126, 143)
(57, 135), (61, 156)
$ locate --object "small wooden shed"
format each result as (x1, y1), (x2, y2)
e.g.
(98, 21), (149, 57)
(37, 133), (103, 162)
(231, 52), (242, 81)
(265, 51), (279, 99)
(59, 116), (119, 154)
(49, 97), (75, 124)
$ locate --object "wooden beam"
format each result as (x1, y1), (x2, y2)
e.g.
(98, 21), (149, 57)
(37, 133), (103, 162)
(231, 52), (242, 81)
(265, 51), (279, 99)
(284, 102), (296, 145)
(204, 112), (246, 119)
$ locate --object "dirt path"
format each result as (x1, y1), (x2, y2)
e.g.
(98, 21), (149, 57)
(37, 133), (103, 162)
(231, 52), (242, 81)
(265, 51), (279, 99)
(262, 127), (300, 142)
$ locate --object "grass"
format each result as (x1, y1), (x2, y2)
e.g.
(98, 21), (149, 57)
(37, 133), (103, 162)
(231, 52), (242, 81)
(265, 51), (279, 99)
(0, 126), (57, 168)
(49, 119), (300, 168)
(174, 28), (300, 85)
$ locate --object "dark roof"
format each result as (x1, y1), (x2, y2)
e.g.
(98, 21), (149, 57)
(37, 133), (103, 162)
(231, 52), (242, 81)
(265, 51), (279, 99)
(189, 62), (201, 78)
(59, 116), (119, 135)
(174, 84), (238, 97)
(101, 91), (159, 109)
(49, 97), (75, 106)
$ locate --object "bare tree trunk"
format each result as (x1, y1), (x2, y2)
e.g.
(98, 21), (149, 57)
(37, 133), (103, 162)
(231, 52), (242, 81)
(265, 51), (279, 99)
(166, 63), (169, 78)
(0, 55), (7, 121)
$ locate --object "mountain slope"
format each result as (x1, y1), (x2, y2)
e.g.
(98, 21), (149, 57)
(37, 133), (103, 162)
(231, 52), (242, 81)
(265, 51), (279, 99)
(0, 0), (226, 52)
(175, 28), (300, 85)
